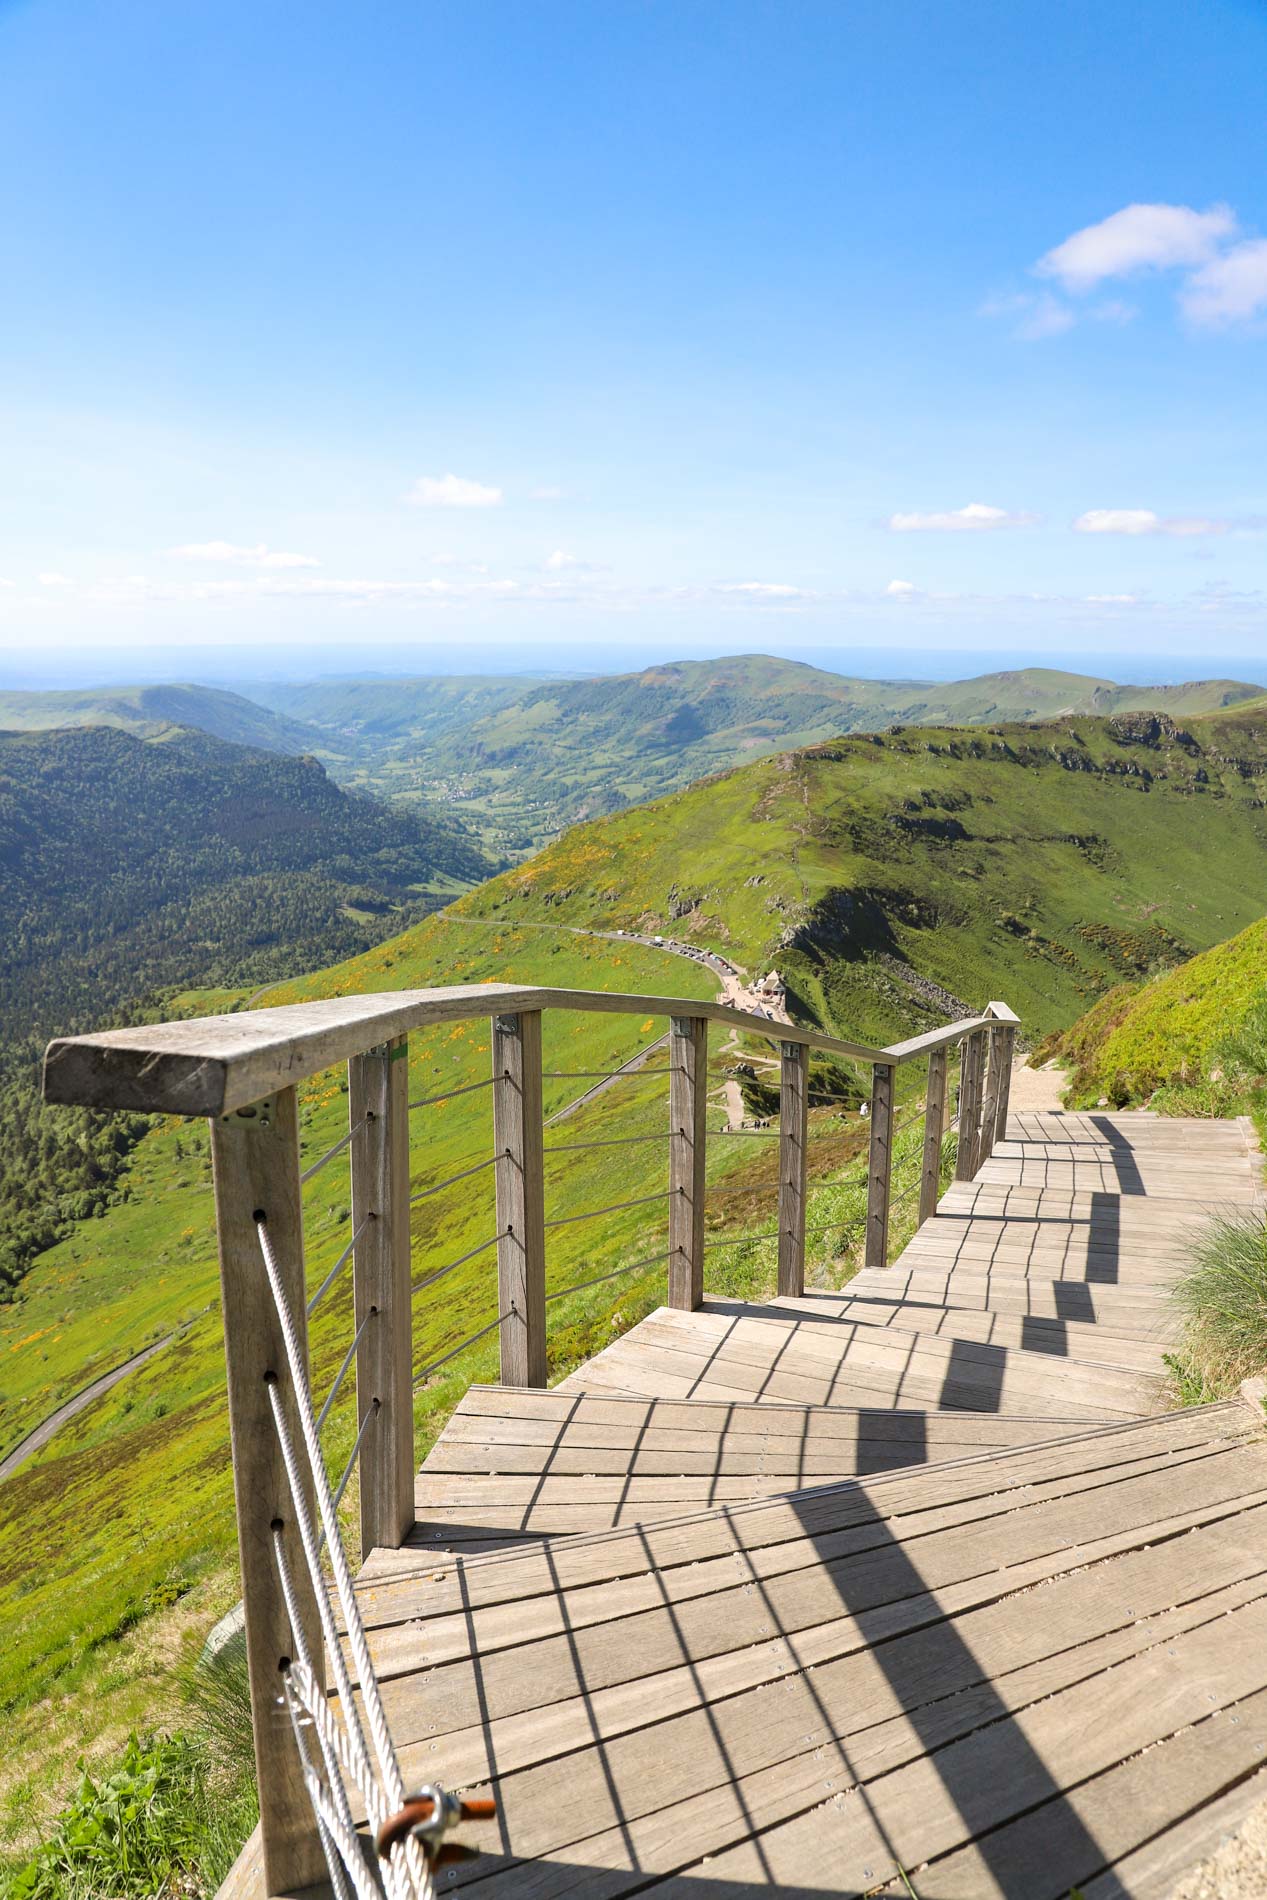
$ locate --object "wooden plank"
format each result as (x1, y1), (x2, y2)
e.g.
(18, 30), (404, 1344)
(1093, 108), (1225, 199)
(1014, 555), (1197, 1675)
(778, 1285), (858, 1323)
(402, 1573), (1267, 1892)
(954, 1028), (985, 1182)
(44, 982), (896, 1118)
(356, 1406), (1254, 1626)
(978, 1023), (1005, 1165)
(776, 1041), (808, 1297)
(348, 1037), (414, 1552)
(864, 1061), (894, 1270)
(628, 1599), (1267, 1896)
(376, 1450), (1267, 1741)
(667, 1016), (707, 1311)
(917, 1044), (947, 1227)
(493, 1011), (547, 1388)
(209, 1086), (327, 1895)
(992, 1021), (1017, 1142)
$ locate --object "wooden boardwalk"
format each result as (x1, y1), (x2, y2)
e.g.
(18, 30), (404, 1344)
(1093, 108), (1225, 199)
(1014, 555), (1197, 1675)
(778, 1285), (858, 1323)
(218, 1095), (1267, 1897)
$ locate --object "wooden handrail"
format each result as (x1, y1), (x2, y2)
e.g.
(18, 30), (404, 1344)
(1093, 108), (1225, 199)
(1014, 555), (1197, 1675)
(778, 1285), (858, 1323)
(41, 987), (1004, 1119)
(39, 970), (1020, 1893)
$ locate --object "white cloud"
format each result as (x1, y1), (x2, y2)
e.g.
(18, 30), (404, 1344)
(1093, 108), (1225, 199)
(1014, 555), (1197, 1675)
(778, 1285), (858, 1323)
(1037, 202), (1236, 292)
(406, 472), (503, 509)
(168, 540), (321, 569)
(545, 549), (581, 570)
(715, 581), (809, 599)
(885, 579), (918, 598)
(529, 485), (564, 502)
(1181, 237), (1267, 327)
(38, 571), (73, 586)
(887, 502), (1036, 533)
(1085, 593), (1142, 605)
(1073, 508), (1232, 537)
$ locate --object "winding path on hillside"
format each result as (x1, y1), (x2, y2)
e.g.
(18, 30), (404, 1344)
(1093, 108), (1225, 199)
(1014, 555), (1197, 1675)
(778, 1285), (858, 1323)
(0, 1333), (173, 1484)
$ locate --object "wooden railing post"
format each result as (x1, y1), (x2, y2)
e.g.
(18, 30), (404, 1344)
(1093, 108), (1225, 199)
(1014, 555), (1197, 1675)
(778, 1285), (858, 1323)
(669, 1015), (707, 1310)
(979, 1026), (1006, 1168)
(992, 1022), (1017, 1144)
(954, 1028), (987, 1181)
(777, 1041), (808, 1297)
(209, 1086), (326, 1896)
(864, 1061), (894, 1269)
(349, 1036), (414, 1553)
(918, 1044), (948, 1226)
(493, 1012), (547, 1386)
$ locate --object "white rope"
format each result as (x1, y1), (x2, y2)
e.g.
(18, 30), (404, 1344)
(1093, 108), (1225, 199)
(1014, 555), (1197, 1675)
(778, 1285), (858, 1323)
(281, 1670), (382, 1900)
(256, 1214), (434, 1900)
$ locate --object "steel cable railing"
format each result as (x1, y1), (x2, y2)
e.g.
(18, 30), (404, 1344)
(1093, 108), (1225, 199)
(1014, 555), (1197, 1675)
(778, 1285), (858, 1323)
(254, 1213), (436, 1900)
(408, 1152), (497, 1205)
(543, 1248), (674, 1304)
(300, 1118), (367, 1188)
(544, 1188), (671, 1230)
(306, 1218), (368, 1317)
(412, 1309), (514, 1388)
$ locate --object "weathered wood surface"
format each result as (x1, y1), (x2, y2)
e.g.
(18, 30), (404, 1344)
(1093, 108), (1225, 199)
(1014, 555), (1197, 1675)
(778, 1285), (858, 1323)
(667, 1016), (707, 1310)
(223, 1101), (1267, 1897)
(404, 1385), (1106, 1551)
(348, 1038), (414, 1551)
(209, 1088), (328, 1896)
(776, 1041), (808, 1297)
(47, 982), (974, 1118)
(493, 1012), (547, 1388)
(338, 1405), (1267, 1899)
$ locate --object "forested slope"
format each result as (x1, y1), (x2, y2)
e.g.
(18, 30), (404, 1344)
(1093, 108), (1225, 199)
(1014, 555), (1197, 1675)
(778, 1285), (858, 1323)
(0, 724), (492, 1297)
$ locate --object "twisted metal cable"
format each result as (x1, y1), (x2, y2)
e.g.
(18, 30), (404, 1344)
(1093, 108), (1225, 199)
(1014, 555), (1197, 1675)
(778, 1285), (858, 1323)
(260, 1223), (433, 1900)
(254, 1216), (426, 1889)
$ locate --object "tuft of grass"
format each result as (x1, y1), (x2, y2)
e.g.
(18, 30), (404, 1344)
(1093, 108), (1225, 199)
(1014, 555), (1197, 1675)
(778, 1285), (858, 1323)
(1171, 1210), (1267, 1399)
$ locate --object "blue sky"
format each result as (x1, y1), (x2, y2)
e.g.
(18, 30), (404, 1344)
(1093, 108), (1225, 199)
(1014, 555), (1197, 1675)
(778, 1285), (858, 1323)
(2, 0), (1266, 675)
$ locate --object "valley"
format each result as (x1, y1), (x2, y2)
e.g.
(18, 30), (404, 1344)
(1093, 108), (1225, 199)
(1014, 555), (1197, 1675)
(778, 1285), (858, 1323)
(7, 654), (1262, 856)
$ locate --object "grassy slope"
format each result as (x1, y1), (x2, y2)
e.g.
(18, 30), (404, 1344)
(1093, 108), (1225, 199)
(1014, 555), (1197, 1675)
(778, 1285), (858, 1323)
(456, 708), (1267, 1046)
(1041, 913), (1267, 1115)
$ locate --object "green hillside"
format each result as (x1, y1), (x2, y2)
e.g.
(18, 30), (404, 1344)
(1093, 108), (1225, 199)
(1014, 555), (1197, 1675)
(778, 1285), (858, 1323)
(457, 705), (1267, 1046)
(8, 698), (1267, 1859)
(240, 655), (1266, 855)
(0, 682), (334, 757)
(1040, 913), (1267, 1124)
(0, 724), (493, 1302)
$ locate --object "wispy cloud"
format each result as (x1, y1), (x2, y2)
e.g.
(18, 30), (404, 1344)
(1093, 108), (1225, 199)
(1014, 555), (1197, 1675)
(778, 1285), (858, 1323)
(715, 581), (811, 599)
(887, 502), (1036, 533)
(1181, 237), (1267, 327)
(1085, 592), (1142, 605)
(1037, 202), (1236, 292)
(996, 201), (1267, 335)
(528, 485), (564, 502)
(168, 540), (321, 569)
(885, 579), (918, 598)
(1073, 508), (1234, 537)
(544, 549), (581, 570)
(406, 472), (503, 508)
(38, 571), (73, 586)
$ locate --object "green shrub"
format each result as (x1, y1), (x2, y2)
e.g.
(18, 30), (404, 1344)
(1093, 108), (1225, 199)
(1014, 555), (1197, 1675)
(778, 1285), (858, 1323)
(7, 1648), (259, 1899)
(1172, 1210), (1267, 1397)
(8, 1734), (208, 1898)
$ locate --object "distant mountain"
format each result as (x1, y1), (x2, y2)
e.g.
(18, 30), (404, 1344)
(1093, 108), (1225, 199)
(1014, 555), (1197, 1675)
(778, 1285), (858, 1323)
(0, 723), (490, 1037)
(0, 681), (336, 757)
(236, 655), (1267, 854)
